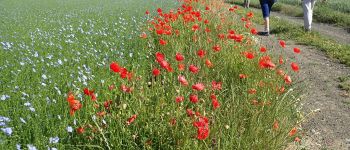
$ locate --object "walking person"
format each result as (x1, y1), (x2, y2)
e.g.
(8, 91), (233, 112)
(258, 0), (277, 36)
(244, 0), (250, 8)
(303, 0), (316, 31)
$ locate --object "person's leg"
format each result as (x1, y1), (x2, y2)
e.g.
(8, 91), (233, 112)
(247, 0), (250, 8)
(303, 0), (312, 31)
(260, 0), (270, 34)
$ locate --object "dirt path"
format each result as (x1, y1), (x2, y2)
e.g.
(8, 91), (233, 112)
(270, 11), (350, 45)
(255, 25), (350, 150)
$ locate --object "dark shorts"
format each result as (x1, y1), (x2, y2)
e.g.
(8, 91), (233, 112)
(260, 0), (276, 18)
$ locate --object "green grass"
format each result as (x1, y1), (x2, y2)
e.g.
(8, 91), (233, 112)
(0, 0), (302, 149)
(338, 76), (350, 91)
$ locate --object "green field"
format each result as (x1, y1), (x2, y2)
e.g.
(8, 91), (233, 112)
(0, 0), (302, 149)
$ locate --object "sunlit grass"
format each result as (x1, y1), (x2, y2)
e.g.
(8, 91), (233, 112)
(0, 0), (302, 149)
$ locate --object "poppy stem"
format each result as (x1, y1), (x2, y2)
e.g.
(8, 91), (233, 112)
(93, 118), (111, 150)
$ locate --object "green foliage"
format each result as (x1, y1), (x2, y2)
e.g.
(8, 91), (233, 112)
(0, 0), (301, 149)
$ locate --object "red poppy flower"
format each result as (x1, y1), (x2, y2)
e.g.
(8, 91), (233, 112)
(228, 30), (235, 34)
(155, 52), (164, 62)
(67, 93), (82, 116)
(259, 56), (276, 69)
(284, 75), (292, 84)
(110, 62), (120, 73)
(189, 94), (199, 103)
(239, 74), (247, 79)
(192, 83), (205, 91)
(293, 47), (301, 54)
(218, 33), (225, 39)
(76, 127), (84, 134)
(273, 120), (279, 130)
(175, 29), (180, 35)
(140, 32), (147, 38)
(178, 75), (189, 86)
(244, 51), (254, 59)
(178, 63), (185, 71)
(157, 8), (162, 13)
(205, 6), (210, 10)
(197, 49), (206, 58)
(260, 46), (267, 53)
(193, 116), (209, 140)
(205, 59), (213, 68)
(159, 60), (173, 72)
(175, 53), (184, 61)
(108, 84), (115, 91)
(291, 62), (299, 72)
(176, 96), (184, 103)
(83, 88), (94, 96)
(189, 64), (199, 73)
(156, 29), (164, 35)
(211, 81), (222, 90)
(251, 99), (259, 105)
(210, 94), (220, 109)
(97, 111), (106, 117)
(245, 21), (252, 28)
(104, 100), (112, 109)
(276, 69), (285, 76)
(279, 56), (284, 64)
(186, 109), (194, 117)
(212, 45), (221, 52)
(119, 68), (129, 79)
(205, 27), (211, 33)
(248, 88), (257, 94)
(127, 114), (137, 125)
(152, 68), (160, 76)
(159, 39), (167, 45)
(250, 28), (258, 35)
(294, 137), (301, 143)
(228, 34), (243, 42)
(145, 10), (150, 15)
(246, 11), (254, 18)
(204, 19), (209, 24)
(229, 7), (235, 12)
(289, 127), (297, 136)
(192, 24), (200, 31)
(121, 85), (133, 93)
(277, 86), (285, 93)
(279, 40), (286, 48)
(170, 118), (176, 126)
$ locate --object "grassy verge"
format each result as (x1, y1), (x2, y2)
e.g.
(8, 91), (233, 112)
(226, 0), (350, 28)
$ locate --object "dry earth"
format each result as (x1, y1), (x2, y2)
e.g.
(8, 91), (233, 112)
(255, 12), (350, 150)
